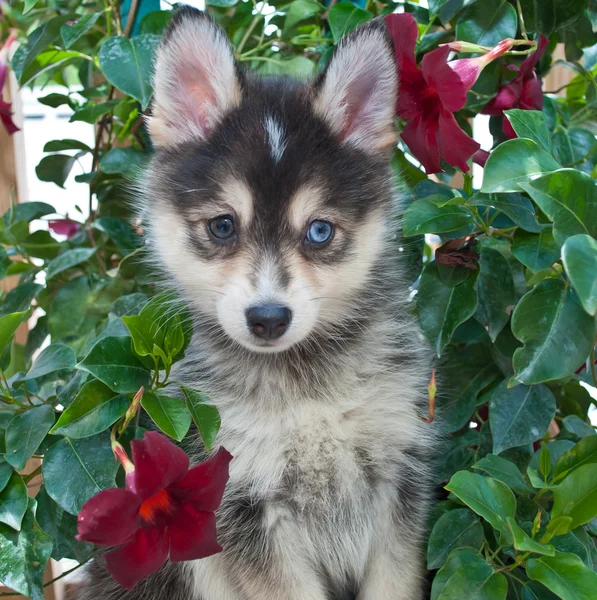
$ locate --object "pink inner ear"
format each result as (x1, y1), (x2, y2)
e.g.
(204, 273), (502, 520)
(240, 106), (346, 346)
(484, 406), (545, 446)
(180, 68), (217, 134)
(341, 71), (377, 140)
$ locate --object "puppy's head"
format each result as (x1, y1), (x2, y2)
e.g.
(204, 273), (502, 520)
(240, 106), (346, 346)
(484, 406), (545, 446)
(146, 8), (398, 353)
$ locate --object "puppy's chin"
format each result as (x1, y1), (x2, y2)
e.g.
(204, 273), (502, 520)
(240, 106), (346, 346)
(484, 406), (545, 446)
(220, 323), (308, 354)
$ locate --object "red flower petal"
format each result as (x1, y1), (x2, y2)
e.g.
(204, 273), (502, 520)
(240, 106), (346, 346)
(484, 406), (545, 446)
(131, 431), (190, 500)
(384, 13), (418, 71)
(472, 149), (490, 167)
(48, 219), (81, 238)
(401, 114), (442, 174)
(502, 117), (517, 139)
(421, 46), (468, 112)
(168, 503), (222, 562)
(518, 77), (543, 110)
(482, 80), (522, 115)
(519, 35), (549, 80)
(104, 527), (169, 590)
(77, 488), (141, 547)
(437, 110), (480, 173)
(169, 447), (232, 512)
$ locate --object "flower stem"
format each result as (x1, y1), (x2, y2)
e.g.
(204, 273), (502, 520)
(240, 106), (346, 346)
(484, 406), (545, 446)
(516, 0), (529, 41)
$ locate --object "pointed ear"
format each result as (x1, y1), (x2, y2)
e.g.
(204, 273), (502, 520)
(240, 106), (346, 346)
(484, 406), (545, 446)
(148, 7), (242, 147)
(313, 19), (397, 154)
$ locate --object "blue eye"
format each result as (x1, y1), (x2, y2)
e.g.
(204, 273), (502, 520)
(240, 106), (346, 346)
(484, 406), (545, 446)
(306, 220), (334, 246)
(208, 215), (235, 240)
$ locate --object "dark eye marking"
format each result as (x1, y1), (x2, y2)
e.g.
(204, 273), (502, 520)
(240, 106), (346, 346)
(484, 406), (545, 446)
(207, 214), (235, 241)
(305, 220), (334, 247)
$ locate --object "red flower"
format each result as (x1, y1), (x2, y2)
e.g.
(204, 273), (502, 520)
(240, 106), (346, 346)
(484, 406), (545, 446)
(385, 15), (512, 174)
(0, 32), (19, 135)
(48, 219), (81, 238)
(482, 36), (549, 138)
(77, 431), (232, 590)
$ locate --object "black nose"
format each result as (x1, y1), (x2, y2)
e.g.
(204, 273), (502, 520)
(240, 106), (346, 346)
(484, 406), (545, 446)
(246, 305), (292, 340)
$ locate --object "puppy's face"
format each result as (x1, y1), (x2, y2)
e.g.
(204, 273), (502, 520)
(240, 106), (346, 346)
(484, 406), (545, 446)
(146, 9), (398, 353)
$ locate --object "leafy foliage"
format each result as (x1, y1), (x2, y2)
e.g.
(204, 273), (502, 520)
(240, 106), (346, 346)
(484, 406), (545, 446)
(1, 0), (597, 598)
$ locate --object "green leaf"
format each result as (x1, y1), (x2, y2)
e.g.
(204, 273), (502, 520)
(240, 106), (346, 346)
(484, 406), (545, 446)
(436, 556), (507, 600)
(35, 155), (77, 188)
(520, 169), (597, 245)
(472, 454), (533, 495)
(139, 11), (173, 35)
(48, 276), (89, 340)
(141, 393), (191, 442)
(540, 443), (551, 480)
(429, 0), (451, 15)
(0, 284), (42, 318)
(468, 193), (541, 233)
(38, 93), (73, 109)
(562, 415), (595, 438)
(36, 487), (92, 562)
(455, 0), (518, 47)
(42, 433), (118, 515)
(4, 406), (55, 471)
(61, 12), (104, 48)
(0, 460), (12, 494)
(46, 247), (97, 280)
(486, 382), (556, 455)
(100, 148), (150, 180)
(482, 139), (561, 194)
(98, 35), (160, 110)
(527, 466), (558, 490)
(0, 498), (53, 600)
(20, 231), (61, 260)
(51, 380), (129, 439)
(327, 2), (372, 43)
(476, 246), (515, 341)
(511, 227), (561, 273)
(427, 508), (484, 569)
(0, 310), (32, 358)
(284, 0), (323, 30)
(0, 473), (27, 530)
(43, 139), (92, 153)
(438, 345), (501, 434)
(403, 197), (475, 236)
(527, 553), (597, 600)
(431, 549), (487, 600)
(552, 464), (597, 528)
(561, 234), (597, 316)
(504, 110), (552, 153)
(180, 386), (221, 452)
(445, 471), (516, 543)
(417, 262), (479, 357)
(506, 517), (555, 556)
(2, 202), (55, 225)
(545, 516), (573, 539)
(552, 128), (597, 174)
(511, 279), (595, 385)
(70, 99), (120, 124)
(19, 344), (77, 382)
(92, 217), (141, 256)
(553, 436), (597, 481)
(77, 336), (151, 394)
(11, 15), (74, 83)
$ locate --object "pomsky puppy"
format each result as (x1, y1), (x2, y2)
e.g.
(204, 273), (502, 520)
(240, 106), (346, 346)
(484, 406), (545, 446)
(79, 6), (434, 600)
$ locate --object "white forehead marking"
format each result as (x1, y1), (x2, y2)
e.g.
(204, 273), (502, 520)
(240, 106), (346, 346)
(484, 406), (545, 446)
(264, 115), (288, 163)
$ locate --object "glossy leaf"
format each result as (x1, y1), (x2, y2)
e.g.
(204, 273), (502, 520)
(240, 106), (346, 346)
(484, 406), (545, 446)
(0, 498), (53, 600)
(4, 406), (55, 471)
(512, 278), (595, 384)
(19, 344), (77, 382)
(504, 110), (552, 153)
(520, 169), (597, 245)
(61, 11), (104, 48)
(486, 382), (556, 455)
(468, 193), (540, 233)
(98, 35), (160, 109)
(506, 517), (555, 556)
(472, 454), (533, 495)
(527, 553), (597, 600)
(417, 262), (479, 357)
(445, 471), (516, 542)
(35, 155), (77, 188)
(284, 0), (323, 30)
(51, 380), (129, 439)
(403, 198), (475, 236)
(77, 336), (151, 394)
(553, 436), (597, 481)
(181, 386), (221, 452)
(0, 310), (32, 359)
(427, 508), (484, 569)
(45, 247), (97, 280)
(436, 556), (507, 600)
(0, 473), (27, 530)
(100, 148), (150, 180)
(561, 234), (597, 315)
(327, 2), (372, 43)
(511, 227), (561, 273)
(42, 433), (118, 515)
(552, 463), (597, 528)
(482, 139), (561, 194)
(455, 0), (517, 47)
(141, 393), (192, 442)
